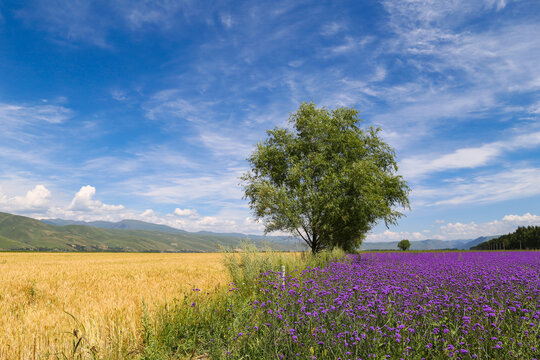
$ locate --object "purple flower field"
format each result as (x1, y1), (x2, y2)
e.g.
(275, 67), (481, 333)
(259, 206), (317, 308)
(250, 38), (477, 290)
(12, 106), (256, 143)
(231, 252), (539, 359)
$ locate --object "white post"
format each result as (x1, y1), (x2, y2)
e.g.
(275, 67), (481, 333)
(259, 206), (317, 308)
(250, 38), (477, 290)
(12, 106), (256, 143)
(281, 265), (286, 286)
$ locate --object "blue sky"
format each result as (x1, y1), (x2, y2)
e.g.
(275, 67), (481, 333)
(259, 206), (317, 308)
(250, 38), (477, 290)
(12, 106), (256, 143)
(0, 0), (539, 241)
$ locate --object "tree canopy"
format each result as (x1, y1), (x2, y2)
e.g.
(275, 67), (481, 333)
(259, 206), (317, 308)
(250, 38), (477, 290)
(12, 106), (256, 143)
(241, 103), (410, 254)
(398, 239), (411, 251)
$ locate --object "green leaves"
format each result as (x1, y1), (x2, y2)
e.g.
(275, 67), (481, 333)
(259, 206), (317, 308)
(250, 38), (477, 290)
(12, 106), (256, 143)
(398, 239), (411, 251)
(242, 102), (410, 253)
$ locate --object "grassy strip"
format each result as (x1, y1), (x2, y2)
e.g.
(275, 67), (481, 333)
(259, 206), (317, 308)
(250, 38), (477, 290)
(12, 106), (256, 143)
(140, 244), (346, 359)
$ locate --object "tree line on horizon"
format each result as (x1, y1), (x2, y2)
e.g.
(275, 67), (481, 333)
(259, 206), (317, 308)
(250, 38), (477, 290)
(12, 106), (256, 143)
(472, 226), (540, 250)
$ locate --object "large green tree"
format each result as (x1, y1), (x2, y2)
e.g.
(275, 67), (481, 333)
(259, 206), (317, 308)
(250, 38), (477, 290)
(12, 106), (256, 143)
(241, 103), (410, 254)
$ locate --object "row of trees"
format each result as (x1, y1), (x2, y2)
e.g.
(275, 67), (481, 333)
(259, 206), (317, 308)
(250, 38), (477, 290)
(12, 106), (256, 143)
(472, 226), (540, 250)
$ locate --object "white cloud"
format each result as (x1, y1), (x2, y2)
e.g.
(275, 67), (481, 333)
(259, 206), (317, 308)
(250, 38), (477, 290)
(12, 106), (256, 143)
(69, 185), (96, 211)
(68, 185), (124, 212)
(16, 0), (111, 48)
(372, 91), (496, 144)
(433, 167), (540, 206)
(439, 212), (540, 239)
(401, 144), (500, 179)
(0, 102), (73, 127)
(501, 213), (540, 223)
(320, 22), (344, 36)
(287, 60), (303, 68)
(199, 216), (234, 227)
(16, 0), (207, 47)
(400, 130), (540, 179)
(128, 167), (246, 205)
(140, 209), (155, 217)
(121, 1), (206, 30)
(366, 229), (429, 242)
(44, 203), (264, 234)
(383, 0), (511, 40)
(0, 185), (52, 211)
(410, 166), (540, 207)
(144, 90), (218, 125)
(82, 146), (200, 179)
(111, 89), (127, 101)
(327, 36), (372, 55)
(0, 175), (264, 234)
(368, 212), (540, 242)
(527, 101), (540, 114)
(220, 14), (233, 28)
(371, 66), (387, 82)
(20, 185), (52, 208)
(198, 132), (253, 159)
(174, 208), (199, 218)
(164, 208), (266, 234)
(368, 1), (540, 151)
(484, 0), (509, 11)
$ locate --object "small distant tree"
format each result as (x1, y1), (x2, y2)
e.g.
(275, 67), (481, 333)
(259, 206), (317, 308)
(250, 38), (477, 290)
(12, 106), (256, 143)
(398, 239), (410, 251)
(241, 102), (410, 254)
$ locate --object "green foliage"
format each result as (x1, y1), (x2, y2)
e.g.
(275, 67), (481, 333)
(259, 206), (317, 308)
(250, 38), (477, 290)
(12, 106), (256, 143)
(141, 285), (250, 360)
(242, 102), (410, 253)
(222, 241), (347, 294)
(472, 226), (540, 250)
(397, 239), (411, 251)
(141, 244), (346, 359)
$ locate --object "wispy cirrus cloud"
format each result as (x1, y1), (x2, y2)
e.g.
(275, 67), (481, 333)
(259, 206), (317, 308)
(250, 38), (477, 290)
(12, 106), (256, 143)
(412, 166), (540, 206)
(369, 1), (540, 150)
(400, 130), (540, 179)
(16, 0), (113, 47)
(126, 168), (246, 205)
(0, 102), (73, 126)
(15, 0), (214, 47)
(320, 22), (346, 36)
(0, 101), (76, 175)
(144, 90), (216, 123)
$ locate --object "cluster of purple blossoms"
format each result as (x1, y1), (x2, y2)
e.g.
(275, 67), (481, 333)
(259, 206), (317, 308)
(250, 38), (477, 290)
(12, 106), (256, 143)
(228, 252), (539, 359)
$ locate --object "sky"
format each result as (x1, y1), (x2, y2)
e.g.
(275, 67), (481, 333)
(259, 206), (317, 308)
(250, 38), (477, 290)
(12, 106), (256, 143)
(0, 0), (539, 242)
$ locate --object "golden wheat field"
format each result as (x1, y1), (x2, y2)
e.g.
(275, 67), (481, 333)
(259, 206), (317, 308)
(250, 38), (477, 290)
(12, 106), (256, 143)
(0, 252), (228, 360)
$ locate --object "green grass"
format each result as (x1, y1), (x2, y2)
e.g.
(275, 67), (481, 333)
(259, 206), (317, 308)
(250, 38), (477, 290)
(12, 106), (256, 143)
(140, 244), (347, 359)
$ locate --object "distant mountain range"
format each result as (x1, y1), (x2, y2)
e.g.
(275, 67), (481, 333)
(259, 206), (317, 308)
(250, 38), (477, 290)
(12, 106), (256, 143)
(0, 211), (498, 252)
(361, 236), (499, 251)
(41, 218), (189, 234)
(41, 218), (296, 243)
(0, 212), (304, 252)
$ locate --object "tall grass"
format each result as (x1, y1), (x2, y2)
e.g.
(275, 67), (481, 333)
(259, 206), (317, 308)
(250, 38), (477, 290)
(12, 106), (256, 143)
(223, 241), (347, 294)
(141, 244), (346, 359)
